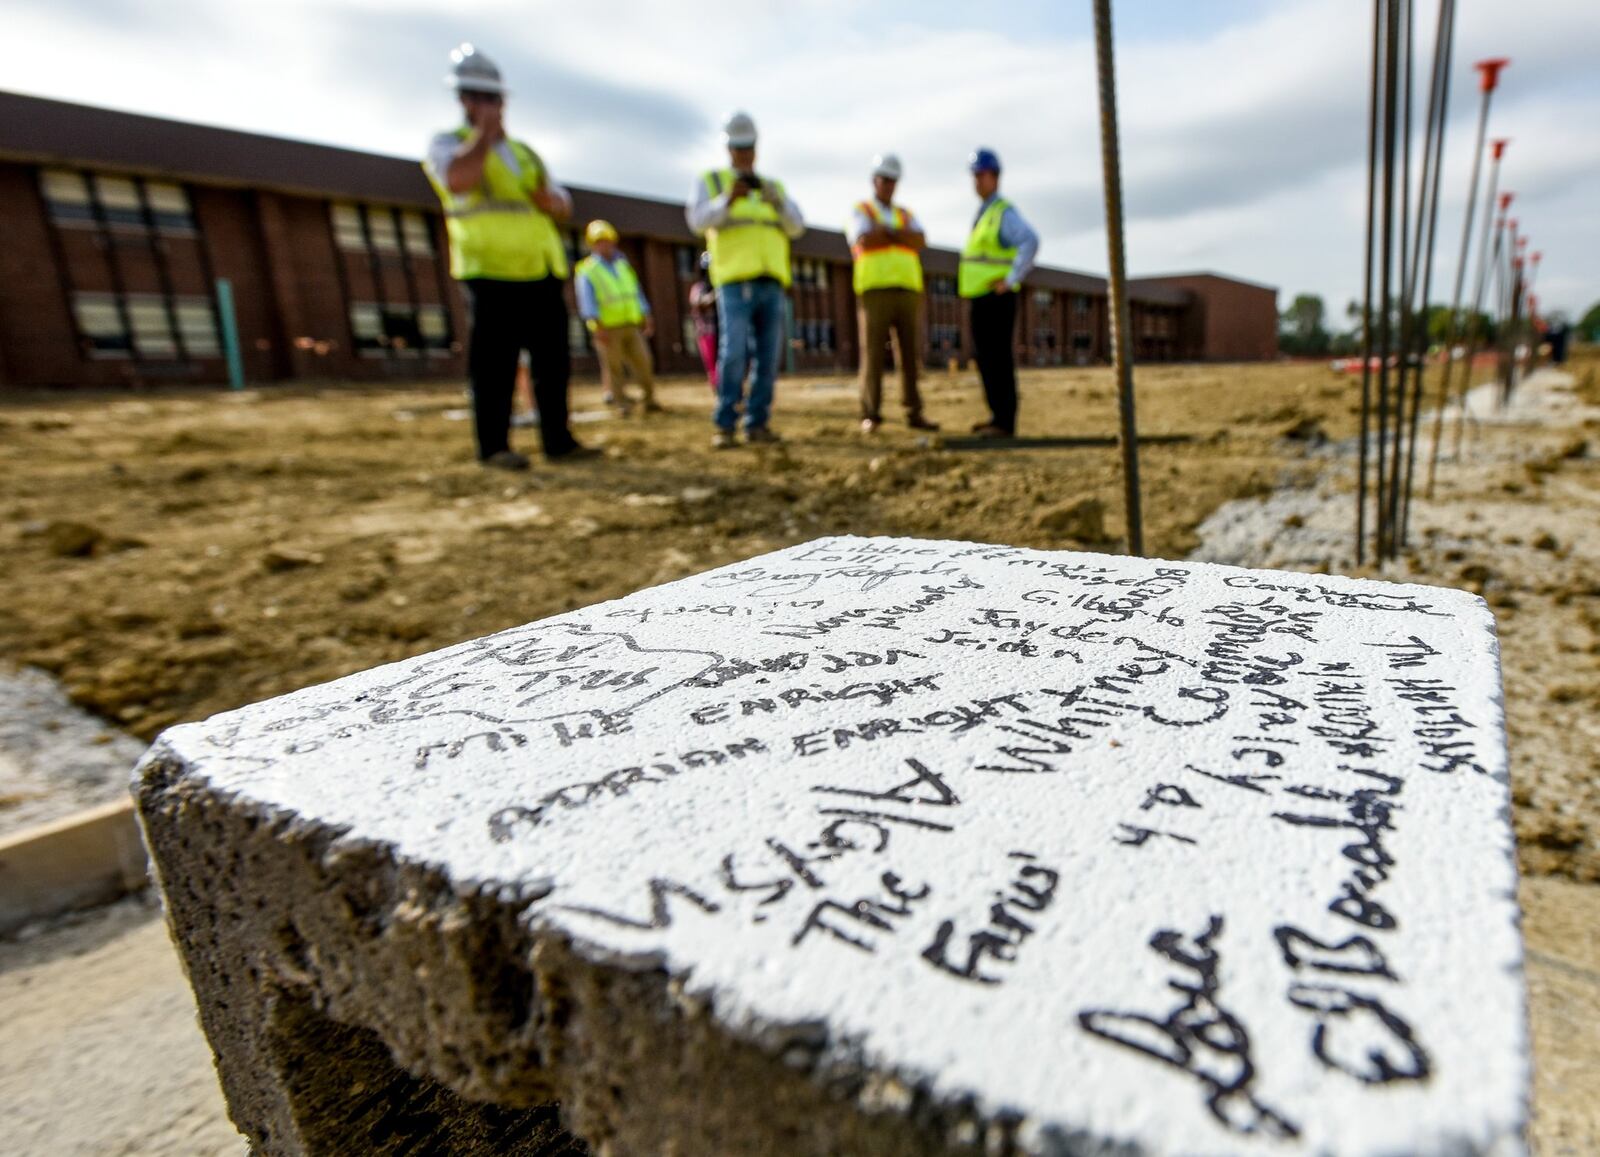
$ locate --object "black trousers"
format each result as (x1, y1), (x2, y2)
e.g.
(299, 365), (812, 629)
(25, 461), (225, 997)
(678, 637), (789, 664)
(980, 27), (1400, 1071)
(464, 277), (577, 459)
(969, 291), (1019, 433)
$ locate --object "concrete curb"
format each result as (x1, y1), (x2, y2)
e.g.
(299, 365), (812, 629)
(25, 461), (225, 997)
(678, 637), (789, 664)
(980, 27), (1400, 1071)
(0, 798), (149, 937)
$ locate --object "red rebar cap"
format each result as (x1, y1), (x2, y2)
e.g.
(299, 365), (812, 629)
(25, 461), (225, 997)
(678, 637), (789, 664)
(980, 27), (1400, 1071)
(1499, 192), (1515, 210)
(1513, 256), (1524, 270)
(1517, 236), (1529, 249)
(1491, 138), (1510, 160)
(1509, 218), (1519, 232)
(1475, 58), (1510, 92)
(1532, 251), (1542, 263)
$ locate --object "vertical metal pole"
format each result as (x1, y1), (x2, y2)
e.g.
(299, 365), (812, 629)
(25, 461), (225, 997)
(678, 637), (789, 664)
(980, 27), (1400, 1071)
(216, 277), (245, 390)
(1374, 0), (1400, 560)
(1424, 69), (1498, 495)
(1482, 212), (1509, 417)
(1386, 0), (1415, 554)
(1092, 0), (1143, 557)
(1490, 220), (1512, 411)
(1450, 169), (1507, 459)
(1356, 0), (1384, 568)
(1502, 225), (1520, 405)
(1398, 0), (1455, 546)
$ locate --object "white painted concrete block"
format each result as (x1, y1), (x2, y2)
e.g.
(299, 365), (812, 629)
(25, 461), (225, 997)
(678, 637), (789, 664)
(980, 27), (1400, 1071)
(141, 536), (1527, 1155)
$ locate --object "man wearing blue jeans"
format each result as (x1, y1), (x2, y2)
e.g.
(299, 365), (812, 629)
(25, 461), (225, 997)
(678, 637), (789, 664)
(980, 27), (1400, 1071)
(687, 111), (805, 448)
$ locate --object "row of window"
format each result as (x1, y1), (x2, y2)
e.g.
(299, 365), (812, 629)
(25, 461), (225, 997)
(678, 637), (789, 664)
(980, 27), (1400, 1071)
(792, 259), (831, 289)
(41, 170), (196, 234)
(49, 170), (1139, 369)
(330, 203), (436, 258)
(73, 292), (220, 359)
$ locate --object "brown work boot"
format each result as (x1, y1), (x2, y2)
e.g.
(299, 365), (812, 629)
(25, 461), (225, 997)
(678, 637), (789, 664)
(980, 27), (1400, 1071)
(744, 426), (781, 445)
(711, 429), (737, 450)
(860, 417), (881, 435)
(973, 424), (1012, 439)
(907, 415), (940, 431)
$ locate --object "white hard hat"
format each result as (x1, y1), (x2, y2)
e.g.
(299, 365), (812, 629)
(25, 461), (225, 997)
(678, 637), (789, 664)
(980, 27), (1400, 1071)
(722, 110), (758, 149)
(446, 43), (507, 95)
(872, 153), (903, 180)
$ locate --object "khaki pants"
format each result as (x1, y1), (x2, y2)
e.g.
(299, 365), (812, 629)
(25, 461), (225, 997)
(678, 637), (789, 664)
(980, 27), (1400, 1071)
(596, 325), (656, 407)
(858, 288), (924, 421)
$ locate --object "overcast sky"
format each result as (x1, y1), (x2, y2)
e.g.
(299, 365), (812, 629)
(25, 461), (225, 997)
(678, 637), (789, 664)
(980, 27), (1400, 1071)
(6, 0), (1598, 320)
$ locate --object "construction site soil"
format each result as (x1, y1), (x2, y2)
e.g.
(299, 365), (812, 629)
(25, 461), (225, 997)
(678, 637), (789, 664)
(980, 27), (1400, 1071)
(0, 363), (1350, 747)
(1, 357), (1597, 1152)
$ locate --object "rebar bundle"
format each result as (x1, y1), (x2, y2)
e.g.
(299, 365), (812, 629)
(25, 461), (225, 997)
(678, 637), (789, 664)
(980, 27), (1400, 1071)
(1355, 0), (1458, 565)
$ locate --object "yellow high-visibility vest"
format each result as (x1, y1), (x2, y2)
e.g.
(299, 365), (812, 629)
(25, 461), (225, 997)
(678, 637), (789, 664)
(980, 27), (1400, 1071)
(959, 197), (1017, 298)
(575, 255), (645, 329)
(423, 129), (569, 281)
(851, 201), (924, 294)
(700, 169), (792, 288)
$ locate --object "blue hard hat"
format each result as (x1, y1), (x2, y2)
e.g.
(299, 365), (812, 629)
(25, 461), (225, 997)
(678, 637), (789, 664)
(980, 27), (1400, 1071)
(969, 147), (1001, 174)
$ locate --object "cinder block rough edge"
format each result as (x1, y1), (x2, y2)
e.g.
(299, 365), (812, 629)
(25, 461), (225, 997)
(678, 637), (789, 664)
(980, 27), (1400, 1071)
(135, 742), (1127, 1157)
(0, 797), (149, 937)
(136, 727), (1530, 1157)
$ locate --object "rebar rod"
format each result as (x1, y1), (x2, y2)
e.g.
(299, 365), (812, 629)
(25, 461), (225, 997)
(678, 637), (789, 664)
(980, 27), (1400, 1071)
(1450, 165), (1507, 460)
(1424, 86), (1492, 496)
(1398, 0), (1455, 546)
(1356, 0), (1384, 567)
(1374, 0), (1401, 560)
(1092, 0), (1143, 557)
(1387, 0), (1417, 555)
(1502, 222), (1520, 406)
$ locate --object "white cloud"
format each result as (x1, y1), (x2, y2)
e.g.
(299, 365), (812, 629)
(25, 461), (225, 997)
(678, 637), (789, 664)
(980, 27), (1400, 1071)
(4, 0), (1598, 317)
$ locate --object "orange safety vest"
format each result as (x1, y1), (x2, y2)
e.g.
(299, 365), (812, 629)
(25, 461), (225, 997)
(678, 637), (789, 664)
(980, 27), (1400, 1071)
(851, 201), (924, 294)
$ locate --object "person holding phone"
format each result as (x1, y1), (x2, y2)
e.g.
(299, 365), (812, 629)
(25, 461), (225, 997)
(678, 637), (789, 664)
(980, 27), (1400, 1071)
(423, 43), (595, 468)
(686, 111), (805, 449)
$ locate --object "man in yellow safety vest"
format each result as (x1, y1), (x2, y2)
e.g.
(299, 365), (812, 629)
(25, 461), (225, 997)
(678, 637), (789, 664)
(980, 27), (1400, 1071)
(849, 153), (936, 434)
(687, 111), (805, 449)
(423, 43), (596, 469)
(959, 147), (1039, 438)
(575, 220), (660, 417)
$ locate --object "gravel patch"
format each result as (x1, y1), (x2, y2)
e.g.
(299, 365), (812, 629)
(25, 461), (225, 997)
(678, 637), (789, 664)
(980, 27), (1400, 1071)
(0, 665), (146, 839)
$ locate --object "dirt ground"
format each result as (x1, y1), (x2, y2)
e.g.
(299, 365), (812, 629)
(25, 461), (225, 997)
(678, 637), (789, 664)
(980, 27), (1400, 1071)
(1, 357), (1596, 1152)
(0, 896), (246, 1156)
(1419, 358), (1600, 884)
(0, 362), (1354, 745)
